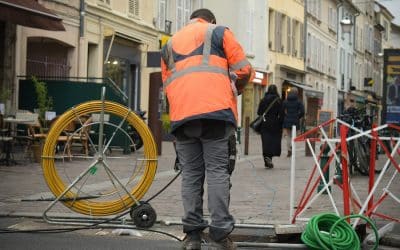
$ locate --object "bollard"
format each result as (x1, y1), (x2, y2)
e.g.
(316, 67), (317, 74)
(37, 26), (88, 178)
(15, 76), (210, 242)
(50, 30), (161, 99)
(317, 143), (331, 194)
(244, 117), (249, 155)
(335, 143), (343, 185)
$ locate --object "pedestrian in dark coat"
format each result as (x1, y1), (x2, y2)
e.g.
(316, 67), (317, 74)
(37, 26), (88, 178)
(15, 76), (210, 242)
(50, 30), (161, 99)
(282, 87), (305, 157)
(257, 84), (284, 168)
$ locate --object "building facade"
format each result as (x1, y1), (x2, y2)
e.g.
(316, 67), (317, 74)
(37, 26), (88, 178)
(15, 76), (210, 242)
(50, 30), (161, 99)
(2, 0), (160, 115)
(268, 0), (313, 129)
(336, 0), (359, 117)
(84, 0), (159, 111)
(2, 0), (399, 130)
(305, 0), (339, 126)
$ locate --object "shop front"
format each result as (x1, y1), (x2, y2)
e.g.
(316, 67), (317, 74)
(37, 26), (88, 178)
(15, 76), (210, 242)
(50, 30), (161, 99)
(241, 71), (268, 127)
(364, 91), (381, 125)
(282, 80), (323, 131)
(103, 35), (142, 111)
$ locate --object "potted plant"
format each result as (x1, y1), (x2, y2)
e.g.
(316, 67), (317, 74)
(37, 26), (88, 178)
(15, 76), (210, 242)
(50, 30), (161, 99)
(30, 76), (53, 162)
(161, 112), (174, 141)
(32, 76), (53, 130)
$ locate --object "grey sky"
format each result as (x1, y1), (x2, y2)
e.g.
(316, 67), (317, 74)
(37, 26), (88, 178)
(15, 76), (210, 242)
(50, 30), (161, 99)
(378, 0), (400, 25)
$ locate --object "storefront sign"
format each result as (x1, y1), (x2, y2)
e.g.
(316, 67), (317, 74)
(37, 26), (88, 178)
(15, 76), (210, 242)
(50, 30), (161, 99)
(383, 49), (400, 124)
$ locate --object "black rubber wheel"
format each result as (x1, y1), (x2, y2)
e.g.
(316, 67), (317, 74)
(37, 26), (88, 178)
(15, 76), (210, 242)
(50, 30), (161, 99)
(130, 201), (157, 228)
(130, 130), (144, 152)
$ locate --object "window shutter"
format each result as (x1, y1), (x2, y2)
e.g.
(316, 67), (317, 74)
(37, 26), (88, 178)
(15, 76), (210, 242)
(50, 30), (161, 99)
(292, 19), (296, 57)
(300, 23), (304, 58)
(247, 9), (254, 54)
(275, 12), (280, 52)
(158, 0), (166, 31)
(176, 0), (183, 31)
(184, 0), (192, 25)
(129, 0), (139, 16)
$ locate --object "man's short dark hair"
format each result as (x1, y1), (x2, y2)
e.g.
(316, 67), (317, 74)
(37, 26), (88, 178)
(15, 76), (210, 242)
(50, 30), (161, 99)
(190, 8), (216, 24)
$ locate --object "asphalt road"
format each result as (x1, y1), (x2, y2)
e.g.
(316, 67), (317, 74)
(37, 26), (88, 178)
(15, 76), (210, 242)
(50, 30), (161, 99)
(0, 217), (182, 250)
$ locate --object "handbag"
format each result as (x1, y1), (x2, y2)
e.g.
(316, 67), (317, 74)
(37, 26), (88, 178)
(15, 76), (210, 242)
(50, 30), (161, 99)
(250, 98), (279, 133)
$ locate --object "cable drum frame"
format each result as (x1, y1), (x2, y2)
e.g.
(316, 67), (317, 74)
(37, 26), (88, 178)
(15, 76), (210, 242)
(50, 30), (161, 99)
(41, 88), (158, 224)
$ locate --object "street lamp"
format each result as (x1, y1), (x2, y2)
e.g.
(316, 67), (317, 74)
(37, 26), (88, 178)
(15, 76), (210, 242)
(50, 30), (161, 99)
(340, 16), (353, 33)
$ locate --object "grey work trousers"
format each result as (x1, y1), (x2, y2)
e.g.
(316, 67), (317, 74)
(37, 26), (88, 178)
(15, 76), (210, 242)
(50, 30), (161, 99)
(175, 120), (235, 241)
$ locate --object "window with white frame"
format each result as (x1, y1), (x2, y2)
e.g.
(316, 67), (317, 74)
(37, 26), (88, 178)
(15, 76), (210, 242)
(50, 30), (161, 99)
(176, 0), (192, 31)
(246, 9), (254, 54)
(328, 7), (337, 32)
(158, 0), (166, 31)
(383, 20), (389, 41)
(307, 0), (321, 20)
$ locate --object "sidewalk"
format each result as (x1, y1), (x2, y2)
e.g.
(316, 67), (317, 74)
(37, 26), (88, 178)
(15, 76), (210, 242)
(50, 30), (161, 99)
(0, 131), (399, 246)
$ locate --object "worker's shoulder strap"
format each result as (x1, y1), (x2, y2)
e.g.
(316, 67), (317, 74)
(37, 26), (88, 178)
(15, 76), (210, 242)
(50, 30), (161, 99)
(166, 24), (218, 71)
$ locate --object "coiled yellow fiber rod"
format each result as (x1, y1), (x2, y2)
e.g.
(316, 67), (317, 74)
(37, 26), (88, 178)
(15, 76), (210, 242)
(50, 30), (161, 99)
(41, 101), (158, 216)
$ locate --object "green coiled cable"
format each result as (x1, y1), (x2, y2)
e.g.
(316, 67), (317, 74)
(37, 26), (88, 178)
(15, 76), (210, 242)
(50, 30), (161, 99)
(301, 213), (379, 250)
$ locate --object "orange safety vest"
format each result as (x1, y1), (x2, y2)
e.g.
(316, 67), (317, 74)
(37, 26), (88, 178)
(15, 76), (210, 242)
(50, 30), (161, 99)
(161, 18), (252, 132)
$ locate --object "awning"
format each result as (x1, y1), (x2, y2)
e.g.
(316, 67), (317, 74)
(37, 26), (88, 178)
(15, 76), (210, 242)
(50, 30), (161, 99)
(0, 0), (65, 31)
(350, 90), (366, 103)
(284, 80), (323, 99)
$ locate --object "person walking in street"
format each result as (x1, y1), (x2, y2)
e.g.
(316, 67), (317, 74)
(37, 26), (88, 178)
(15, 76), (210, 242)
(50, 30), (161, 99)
(282, 87), (305, 157)
(161, 8), (254, 250)
(256, 84), (284, 168)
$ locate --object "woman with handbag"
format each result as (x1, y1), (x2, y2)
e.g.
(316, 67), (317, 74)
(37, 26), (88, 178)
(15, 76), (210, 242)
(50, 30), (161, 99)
(256, 84), (284, 168)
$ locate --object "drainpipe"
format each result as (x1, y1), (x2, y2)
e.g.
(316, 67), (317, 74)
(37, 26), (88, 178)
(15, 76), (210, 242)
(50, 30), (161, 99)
(303, 0), (307, 73)
(78, 0), (85, 77)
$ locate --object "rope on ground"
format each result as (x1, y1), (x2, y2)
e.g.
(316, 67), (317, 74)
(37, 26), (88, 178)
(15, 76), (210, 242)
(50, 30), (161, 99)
(301, 213), (379, 250)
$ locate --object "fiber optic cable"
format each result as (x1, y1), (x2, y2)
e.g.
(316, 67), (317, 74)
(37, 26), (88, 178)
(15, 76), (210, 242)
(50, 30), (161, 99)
(41, 101), (158, 216)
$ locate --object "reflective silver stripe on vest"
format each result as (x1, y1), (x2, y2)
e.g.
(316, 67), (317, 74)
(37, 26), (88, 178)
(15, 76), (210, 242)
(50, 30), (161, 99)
(202, 24), (217, 65)
(164, 65), (229, 86)
(230, 58), (250, 71)
(164, 24), (227, 87)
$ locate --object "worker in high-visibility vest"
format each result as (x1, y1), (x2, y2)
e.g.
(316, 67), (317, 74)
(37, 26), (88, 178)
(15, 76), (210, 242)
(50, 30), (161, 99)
(161, 8), (254, 250)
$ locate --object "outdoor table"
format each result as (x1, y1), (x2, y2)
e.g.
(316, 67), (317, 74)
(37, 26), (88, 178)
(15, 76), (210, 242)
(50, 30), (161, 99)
(0, 117), (36, 165)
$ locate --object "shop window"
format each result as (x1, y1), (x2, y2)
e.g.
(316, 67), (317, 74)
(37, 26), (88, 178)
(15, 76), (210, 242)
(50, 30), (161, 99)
(104, 57), (128, 92)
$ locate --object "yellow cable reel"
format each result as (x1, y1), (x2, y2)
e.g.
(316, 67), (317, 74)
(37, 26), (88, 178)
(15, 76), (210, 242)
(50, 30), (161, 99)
(42, 101), (158, 216)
